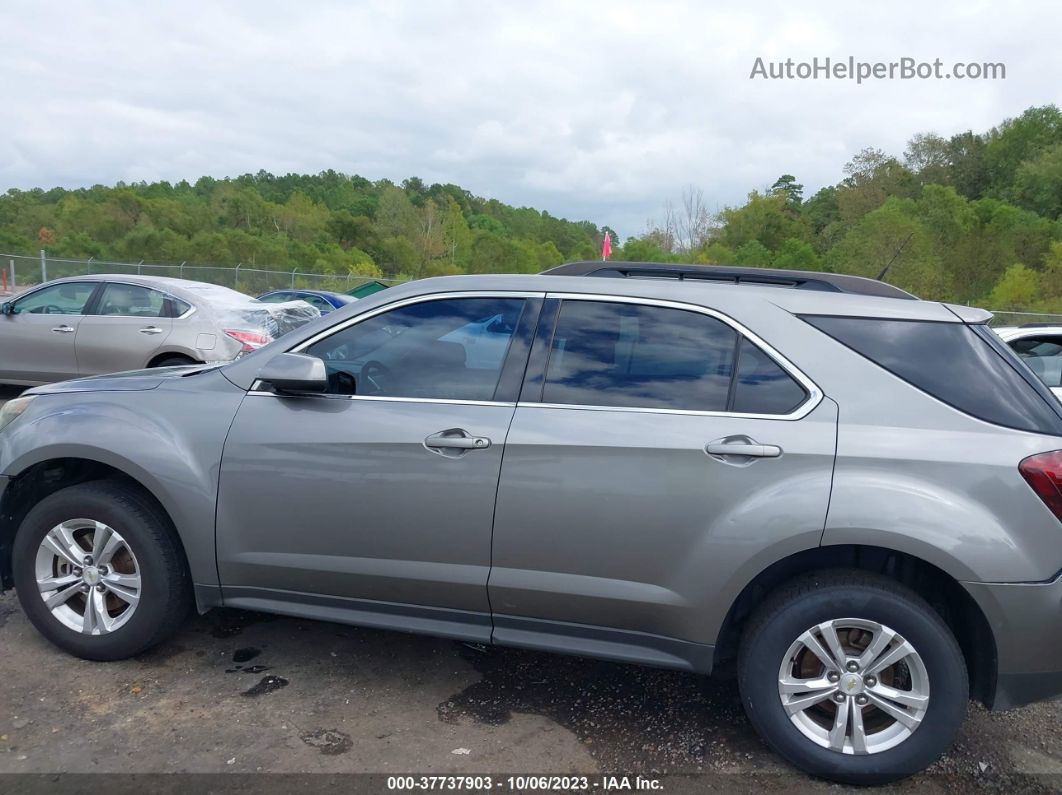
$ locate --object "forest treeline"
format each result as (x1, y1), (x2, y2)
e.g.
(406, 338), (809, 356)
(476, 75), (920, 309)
(1, 104), (1060, 311)
(626, 105), (1062, 312)
(0, 172), (601, 281)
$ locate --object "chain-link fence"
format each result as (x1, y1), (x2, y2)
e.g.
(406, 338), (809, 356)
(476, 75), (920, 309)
(0, 251), (400, 297)
(1, 250), (1061, 328)
(985, 311), (1062, 328)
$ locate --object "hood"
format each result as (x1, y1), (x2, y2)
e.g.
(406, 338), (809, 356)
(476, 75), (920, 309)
(26, 364), (218, 395)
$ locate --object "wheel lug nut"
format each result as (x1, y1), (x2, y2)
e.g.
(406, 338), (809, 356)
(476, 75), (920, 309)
(846, 661), (859, 672)
(865, 676), (877, 687)
(833, 693), (846, 703)
(80, 584), (90, 593)
(827, 671), (840, 682)
(856, 695), (868, 705)
(96, 584), (105, 592)
(84, 556), (93, 565)
(98, 566), (108, 575)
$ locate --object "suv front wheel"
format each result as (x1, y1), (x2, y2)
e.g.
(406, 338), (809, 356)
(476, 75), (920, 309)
(738, 571), (968, 784)
(12, 479), (192, 660)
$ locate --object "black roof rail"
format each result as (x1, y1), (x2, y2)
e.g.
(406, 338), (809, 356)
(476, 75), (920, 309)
(541, 261), (918, 300)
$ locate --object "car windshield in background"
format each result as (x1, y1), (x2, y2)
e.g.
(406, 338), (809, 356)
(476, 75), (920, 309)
(1011, 335), (1062, 388)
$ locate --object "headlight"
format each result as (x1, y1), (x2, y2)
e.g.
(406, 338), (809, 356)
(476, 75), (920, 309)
(0, 395), (36, 433)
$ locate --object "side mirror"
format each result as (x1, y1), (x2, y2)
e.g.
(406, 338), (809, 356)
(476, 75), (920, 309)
(257, 352), (328, 394)
(1, 302), (14, 316)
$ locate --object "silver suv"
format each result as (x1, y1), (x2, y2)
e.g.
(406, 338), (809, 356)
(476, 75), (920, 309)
(2, 263), (1061, 784)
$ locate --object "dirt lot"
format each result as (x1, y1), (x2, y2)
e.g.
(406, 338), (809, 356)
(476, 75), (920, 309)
(1, 588), (1061, 793)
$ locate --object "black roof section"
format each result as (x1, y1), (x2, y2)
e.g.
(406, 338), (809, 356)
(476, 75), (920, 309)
(542, 261), (918, 300)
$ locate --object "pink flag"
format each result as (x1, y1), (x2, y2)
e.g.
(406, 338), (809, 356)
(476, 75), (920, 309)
(601, 231), (612, 260)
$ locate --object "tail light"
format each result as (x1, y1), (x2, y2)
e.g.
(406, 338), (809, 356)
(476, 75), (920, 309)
(1019, 450), (1062, 522)
(224, 329), (273, 353)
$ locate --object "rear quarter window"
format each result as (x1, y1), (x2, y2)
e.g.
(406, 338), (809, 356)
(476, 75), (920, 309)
(803, 315), (1062, 435)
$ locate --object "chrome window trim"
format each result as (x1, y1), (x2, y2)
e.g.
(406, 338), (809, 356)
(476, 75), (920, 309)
(246, 390), (515, 408)
(290, 290), (546, 352)
(272, 288), (821, 420)
(534, 292), (824, 421)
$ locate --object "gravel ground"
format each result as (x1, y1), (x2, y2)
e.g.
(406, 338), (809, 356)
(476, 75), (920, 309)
(1, 590), (1061, 792)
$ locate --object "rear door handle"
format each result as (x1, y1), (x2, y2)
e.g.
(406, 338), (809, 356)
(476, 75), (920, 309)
(139, 326), (164, 335)
(425, 430), (491, 451)
(51, 325), (75, 334)
(705, 441), (782, 458)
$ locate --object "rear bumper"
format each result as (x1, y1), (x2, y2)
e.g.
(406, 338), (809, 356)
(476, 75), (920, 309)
(963, 572), (1062, 710)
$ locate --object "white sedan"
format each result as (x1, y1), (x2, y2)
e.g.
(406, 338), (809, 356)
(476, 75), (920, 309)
(995, 324), (1062, 401)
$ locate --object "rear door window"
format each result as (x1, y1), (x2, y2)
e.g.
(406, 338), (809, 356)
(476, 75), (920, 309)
(542, 300), (737, 411)
(95, 283), (167, 317)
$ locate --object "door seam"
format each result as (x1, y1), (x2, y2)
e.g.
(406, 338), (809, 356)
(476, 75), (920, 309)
(817, 395), (841, 547)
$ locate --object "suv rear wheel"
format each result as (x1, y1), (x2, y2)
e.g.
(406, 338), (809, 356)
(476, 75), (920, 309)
(12, 480), (192, 660)
(737, 571), (968, 784)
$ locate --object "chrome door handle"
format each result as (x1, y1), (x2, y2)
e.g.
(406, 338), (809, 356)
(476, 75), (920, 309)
(705, 441), (782, 458)
(139, 326), (164, 335)
(424, 429), (491, 457)
(51, 325), (75, 334)
(425, 430), (491, 450)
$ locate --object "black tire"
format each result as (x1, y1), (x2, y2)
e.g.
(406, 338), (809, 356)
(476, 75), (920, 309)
(12, 479), (192, 661)
(151, 356), (197, 368)
(737, 570), (968, 785)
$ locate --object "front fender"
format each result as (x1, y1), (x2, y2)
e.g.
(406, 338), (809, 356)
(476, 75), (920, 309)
(1, 370), (246, 595)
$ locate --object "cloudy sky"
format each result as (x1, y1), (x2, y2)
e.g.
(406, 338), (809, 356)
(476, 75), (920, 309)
(1, 0), (1056, 237)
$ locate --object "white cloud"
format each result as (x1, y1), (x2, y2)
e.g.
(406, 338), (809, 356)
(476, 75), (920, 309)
(0, 0), (1055, 240)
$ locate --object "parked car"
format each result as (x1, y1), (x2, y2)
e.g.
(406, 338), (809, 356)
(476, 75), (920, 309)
(346, 280), (390, 299)
(0, 275), (320, 386)
(994, 324), (1062, 400)
(257, 288), (356, 314)
(2, 262), (1062, 785)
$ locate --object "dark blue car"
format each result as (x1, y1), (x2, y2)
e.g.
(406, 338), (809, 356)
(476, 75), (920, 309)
(256, 289), (357, 314)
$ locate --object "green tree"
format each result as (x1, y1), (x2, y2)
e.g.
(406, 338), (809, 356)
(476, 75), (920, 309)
(827, 198), (946, 298)
(987, 264), (1042, 310)
(373, 186), (418, 241)
(772, 238), (821, 270)
(718, 191), (809, 252)
(1012, 143), (1062, 218)
(733, 240), (773, 266)
(770, 174), (804, 206)
(984, 105), (1062, 198)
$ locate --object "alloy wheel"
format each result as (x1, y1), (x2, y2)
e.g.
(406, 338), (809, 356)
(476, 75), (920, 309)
(34, 519), (142, 635)
(777, 618), (930, 755)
